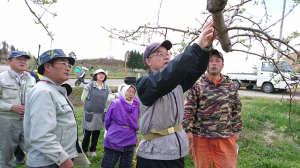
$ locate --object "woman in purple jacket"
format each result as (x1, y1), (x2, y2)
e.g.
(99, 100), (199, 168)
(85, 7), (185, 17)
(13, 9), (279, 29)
(101, 84), (140, 168)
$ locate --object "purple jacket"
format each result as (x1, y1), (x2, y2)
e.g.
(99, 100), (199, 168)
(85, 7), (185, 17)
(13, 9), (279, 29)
(103, 96), (140, 150)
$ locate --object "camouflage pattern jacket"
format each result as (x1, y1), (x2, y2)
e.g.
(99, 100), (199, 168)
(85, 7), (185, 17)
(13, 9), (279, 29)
(183, 75), (243, 138)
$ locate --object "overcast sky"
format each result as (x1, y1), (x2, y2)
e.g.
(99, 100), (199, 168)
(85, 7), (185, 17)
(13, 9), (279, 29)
(1, 0), (299, 74)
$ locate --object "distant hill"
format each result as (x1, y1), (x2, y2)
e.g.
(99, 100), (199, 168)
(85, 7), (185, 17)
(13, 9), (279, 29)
(73, 58), (125, 72)
(26, 57), (124, 71)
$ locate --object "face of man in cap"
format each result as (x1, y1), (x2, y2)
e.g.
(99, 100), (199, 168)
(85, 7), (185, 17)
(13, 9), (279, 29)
(44, 58), (71, 85)
(146, 46), (170, 72)
(7, 56), (29, 74)
(207, 54), (224, 76)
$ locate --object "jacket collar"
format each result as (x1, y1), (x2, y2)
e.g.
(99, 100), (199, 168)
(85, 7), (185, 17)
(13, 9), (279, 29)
(40, 76), (67, 95)
(202, 74), (227, 85)
(7, 69), (31, 81)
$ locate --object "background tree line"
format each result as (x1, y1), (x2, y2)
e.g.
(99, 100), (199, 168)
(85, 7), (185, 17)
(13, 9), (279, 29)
(126, 50), (148, 70)
(0, 40), (32, 62)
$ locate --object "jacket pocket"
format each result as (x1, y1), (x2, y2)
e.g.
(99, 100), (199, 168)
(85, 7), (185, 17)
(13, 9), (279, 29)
(85, 111), (93, 122)
(2, 85), (18, 99)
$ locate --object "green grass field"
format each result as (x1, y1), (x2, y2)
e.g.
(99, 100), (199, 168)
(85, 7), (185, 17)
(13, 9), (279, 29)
(16, 87), (300, 168)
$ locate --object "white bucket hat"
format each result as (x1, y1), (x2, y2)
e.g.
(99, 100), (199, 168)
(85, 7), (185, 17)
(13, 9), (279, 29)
(93, 69), (107, 80)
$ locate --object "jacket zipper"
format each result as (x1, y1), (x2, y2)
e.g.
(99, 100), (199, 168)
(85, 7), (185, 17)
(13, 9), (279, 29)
(172, 91), (182, 158)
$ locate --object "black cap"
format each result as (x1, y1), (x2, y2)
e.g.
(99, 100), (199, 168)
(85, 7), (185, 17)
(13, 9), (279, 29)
(211, 49), (224, 62)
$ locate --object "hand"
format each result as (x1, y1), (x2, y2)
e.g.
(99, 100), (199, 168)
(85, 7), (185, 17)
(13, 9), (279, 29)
(233, 132), (239, 142)
(196, 21), (218, 49)
(186, 132), (194, 147)
(59, 158), (74, 168)
(11, 105), (25, 119)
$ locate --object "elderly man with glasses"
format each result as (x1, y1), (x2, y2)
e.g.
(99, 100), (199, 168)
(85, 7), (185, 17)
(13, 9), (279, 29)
(135, 22), (217, 168)
(24, 49), (82, 168)
(0, 51), (36, 168)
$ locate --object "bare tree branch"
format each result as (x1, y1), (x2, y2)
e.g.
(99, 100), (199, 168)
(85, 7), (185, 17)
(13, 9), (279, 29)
(235, 15), (263, 30)
(207, 0), (231, 52)
(31, 0), (55, 16)
(227, 26), (300, 59)
(264, 1), (300, 31)
(262, 0), (270, 28)
(25, 0), (54, 41)
(156, 0), (163, 27)
(227, 0), (243, 27)
(231, 49), (265, 57)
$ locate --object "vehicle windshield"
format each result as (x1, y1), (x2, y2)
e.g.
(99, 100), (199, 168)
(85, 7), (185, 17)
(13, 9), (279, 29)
(279, 61), (292, 72)
(261, 61), (292, 72)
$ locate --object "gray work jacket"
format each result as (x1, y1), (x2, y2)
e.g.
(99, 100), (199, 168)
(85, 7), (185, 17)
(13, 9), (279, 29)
(24, 76), (79, 167)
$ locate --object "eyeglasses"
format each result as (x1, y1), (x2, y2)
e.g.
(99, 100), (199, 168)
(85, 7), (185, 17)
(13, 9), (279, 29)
(14, 57), (29, 62)
(55, 62), (73, 69)
(149, 51), (171, 58)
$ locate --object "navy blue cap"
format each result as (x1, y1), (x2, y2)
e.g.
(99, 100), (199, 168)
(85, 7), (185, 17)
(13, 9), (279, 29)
(38, 49), (75, 75)
(8, 51), (30, 59)
(143, 40), (172, 64)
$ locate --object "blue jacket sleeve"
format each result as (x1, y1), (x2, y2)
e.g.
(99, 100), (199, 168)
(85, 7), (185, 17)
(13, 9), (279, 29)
(136, 43), (209, 106)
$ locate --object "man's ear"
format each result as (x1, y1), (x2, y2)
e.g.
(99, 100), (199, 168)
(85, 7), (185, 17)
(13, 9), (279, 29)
(145, 58), (151, 67)
(43, 62), (52, 73)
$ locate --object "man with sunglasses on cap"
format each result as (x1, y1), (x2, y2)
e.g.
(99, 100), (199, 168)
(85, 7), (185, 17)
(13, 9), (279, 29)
(183, 49), (243, 168)
(135, 22), (217, 168)
(0, 51), (35, 168)
(24, 49), (82, 168)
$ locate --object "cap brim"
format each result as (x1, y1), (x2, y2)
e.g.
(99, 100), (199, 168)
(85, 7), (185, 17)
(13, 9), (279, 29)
(150, 40), (172, 54)
(160, 40), (172, 51)
(15, 54), (31, 59)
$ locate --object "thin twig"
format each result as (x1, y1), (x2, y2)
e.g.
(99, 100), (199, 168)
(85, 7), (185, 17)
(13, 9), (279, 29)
(25, 0), (54, 41)
(227, 27), (300, 59)
(264, 1), (300, 31)
(31, 0), (55, 16)
(156, 0), (163, 27)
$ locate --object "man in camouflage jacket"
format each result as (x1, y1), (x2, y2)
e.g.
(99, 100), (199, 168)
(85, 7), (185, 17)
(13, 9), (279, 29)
(183, 49), (242, 168)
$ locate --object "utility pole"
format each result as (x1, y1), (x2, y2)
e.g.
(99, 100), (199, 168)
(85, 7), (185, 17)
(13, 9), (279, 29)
(277, 0), (286, 60)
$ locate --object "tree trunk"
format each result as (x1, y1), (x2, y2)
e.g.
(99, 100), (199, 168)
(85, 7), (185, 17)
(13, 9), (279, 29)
(207, 0), (231, 52)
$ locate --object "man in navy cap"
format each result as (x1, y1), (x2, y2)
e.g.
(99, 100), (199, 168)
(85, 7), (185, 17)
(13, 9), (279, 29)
(24, 49), (81, 168)
(0, 51), (36, 168)
(135, 22), (217, 168)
